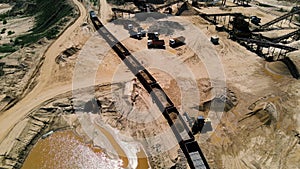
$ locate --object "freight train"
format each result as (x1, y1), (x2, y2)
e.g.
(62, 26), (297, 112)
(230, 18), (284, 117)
(89, 11), (210, 169)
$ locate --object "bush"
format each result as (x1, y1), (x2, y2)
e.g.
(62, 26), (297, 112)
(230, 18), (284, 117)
(30, 0), (73, 34)
(14, 0), (74, 46)
(1, 28), (6, 34)
(45, 26), (59, 39)
(107, 0), (125, 5)
(2, 19), (7, 24)
(0, 44), (17, 53)
(7, 30), (15, 36)
(0, 13), (8, 21)
(15, 34), (43, 46)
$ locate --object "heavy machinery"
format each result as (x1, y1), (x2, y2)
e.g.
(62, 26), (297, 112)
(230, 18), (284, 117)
(232, 14), (252, 38)
(90, 11), (210, 168)
(130, 30), (142, 40)
(250, 16), (261, 25)
(169, 36), (185, 48)
(137, 27), (147, 37)
(128, 25), (146, 39)
(192, 116), (206, 135)
(147, 39), (165, 49)
(147, 32), (159, 40)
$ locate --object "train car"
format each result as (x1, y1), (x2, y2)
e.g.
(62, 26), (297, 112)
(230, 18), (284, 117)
(124, 55), (144, 74)
(139, 70), (156, 85)
(89, 13), (210, 169)
(90, 12), (103, 31)
(165, 106), (179, 122)
(114, 43), (128, 55)
(89, 11), (97, 18)
(150, 83), (173, 109)
(165, 107), (193, 139)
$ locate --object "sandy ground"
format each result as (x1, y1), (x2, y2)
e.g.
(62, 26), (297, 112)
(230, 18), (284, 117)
(185, 4), (300, 167)
(0, 17), (34, 45)
(0, 0), (87, 144)
(0, 3), (11, 14)
(78, 10), (298, 168)
(0, 1), (147, 168)
(99, 0), (113, 23)
(255, 0), (295, 11)
(0, 0), (300, 168)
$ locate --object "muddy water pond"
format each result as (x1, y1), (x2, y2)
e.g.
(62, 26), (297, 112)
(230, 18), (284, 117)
(22, 130), (149, 169)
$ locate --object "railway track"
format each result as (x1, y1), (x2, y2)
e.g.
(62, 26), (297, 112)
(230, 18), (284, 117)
(89, 11), (210, 169)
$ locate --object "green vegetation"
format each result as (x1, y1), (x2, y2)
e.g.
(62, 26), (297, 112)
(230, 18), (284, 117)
(89, 0), (98, 6)
(29, 0), (73, 33)
(0, 53), (9, 60)
(0, 44), (17, 53)
(0, 0), (76, 58)
(14, 0), (75, 46)
(295, 16), (300, 23)
(107, 0), (125, 5)
(7, 30), (15, 36)
(0, 13), (8, 23)
(2, 19), (7, 24)
(1, 28), (6, 34)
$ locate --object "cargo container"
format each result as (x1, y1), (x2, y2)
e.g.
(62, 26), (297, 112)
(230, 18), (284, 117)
(147, 39), (165, 49)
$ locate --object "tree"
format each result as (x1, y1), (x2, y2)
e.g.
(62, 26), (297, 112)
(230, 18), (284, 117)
(2, 19), (7, 25)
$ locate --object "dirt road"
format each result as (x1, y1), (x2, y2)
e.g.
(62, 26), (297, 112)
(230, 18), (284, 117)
(0, 0), (86, 143)
(99, 0), (112, 23)
(0, 1), (143, 167)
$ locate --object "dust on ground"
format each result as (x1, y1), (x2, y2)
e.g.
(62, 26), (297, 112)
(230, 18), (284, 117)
(0, 0), (86, 165)
(0, 0), (300, 169)
(184, 11), (300, 169)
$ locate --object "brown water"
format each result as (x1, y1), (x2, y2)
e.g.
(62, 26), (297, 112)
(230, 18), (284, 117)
(94, 125), (129, 167)
(22, 130), (122, 169)
(22, 130), (149, 169)
(137, 149), (149, 169)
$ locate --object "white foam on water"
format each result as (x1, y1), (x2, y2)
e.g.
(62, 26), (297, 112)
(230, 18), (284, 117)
(94, 117), (141, 169)
(43, 134), (123, 169)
